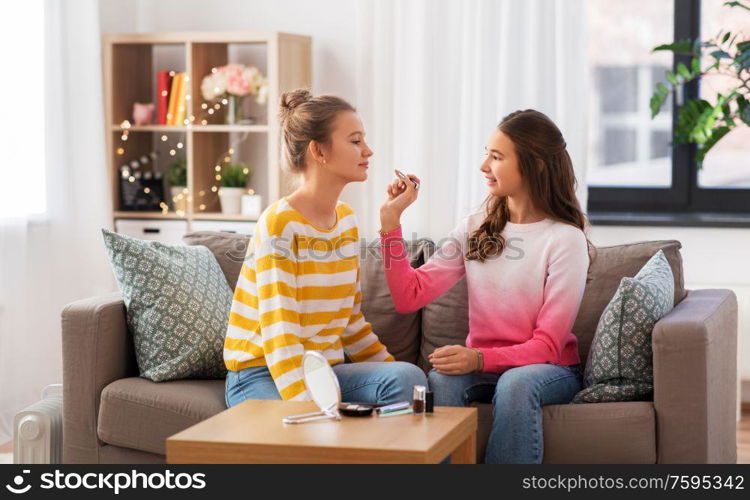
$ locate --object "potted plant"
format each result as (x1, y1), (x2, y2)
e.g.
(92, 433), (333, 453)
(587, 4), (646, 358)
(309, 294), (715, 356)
(166, 158), (187, 213)
(218, 162), (250, 215)
(200, 64), (268, 125)
(650, 0), (750, 167)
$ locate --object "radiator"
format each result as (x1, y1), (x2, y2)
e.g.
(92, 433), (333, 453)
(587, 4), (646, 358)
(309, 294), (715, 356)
(13, 384), (63, 464)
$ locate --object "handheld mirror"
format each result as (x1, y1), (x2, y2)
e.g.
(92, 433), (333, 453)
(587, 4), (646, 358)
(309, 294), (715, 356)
(282, 351), (342, 424)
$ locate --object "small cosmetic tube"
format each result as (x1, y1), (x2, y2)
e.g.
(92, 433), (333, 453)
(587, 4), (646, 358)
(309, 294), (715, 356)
(425, 390), (434, 413)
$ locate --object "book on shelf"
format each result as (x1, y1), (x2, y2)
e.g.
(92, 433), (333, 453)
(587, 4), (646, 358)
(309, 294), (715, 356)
(156, 71), (174, 125)
(174, 72), (188, 125)
(166, 72), (185, 126)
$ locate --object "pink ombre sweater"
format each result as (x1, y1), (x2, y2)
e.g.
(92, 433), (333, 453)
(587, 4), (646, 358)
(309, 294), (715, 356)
(380, 212), (589, 373)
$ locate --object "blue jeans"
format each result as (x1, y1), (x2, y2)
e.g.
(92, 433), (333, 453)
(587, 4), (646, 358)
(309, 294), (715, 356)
(225, 361), (427, 408)
(428, 363), (582, 464)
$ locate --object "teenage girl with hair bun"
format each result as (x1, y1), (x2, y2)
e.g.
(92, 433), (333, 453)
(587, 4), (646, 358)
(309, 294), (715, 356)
(224, 89), (426, 406)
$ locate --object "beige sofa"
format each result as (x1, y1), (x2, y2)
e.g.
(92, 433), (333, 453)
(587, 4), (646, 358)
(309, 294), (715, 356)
(61, 232), (738, 464)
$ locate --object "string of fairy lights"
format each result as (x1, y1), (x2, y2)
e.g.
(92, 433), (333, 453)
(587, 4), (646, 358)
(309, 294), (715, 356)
(116, 71), (256, 216)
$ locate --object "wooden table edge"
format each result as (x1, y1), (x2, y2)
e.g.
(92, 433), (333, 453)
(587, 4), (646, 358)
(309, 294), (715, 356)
(166, 406), (479, 464)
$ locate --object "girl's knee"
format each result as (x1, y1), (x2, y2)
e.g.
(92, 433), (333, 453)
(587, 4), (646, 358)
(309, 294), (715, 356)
(390, 361), (427, 387)
(496, 365), (545, 393)
(427, 368), (449, 389)
(493, 366), (544, 412)
(372, 362), (426, 405)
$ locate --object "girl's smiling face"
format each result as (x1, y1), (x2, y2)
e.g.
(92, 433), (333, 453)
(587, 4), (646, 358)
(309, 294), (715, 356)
(480, 129), (525, 198)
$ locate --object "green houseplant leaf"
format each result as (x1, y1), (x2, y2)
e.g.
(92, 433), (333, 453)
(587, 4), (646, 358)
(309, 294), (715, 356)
(166, 158), (187, 187)
(738, 95), (750, 126)
(650, 1), (750, 169)
(220, 162), (251, 188)
(677, 62), (693, 80)
(695, 126), (732, 166)
(723, 1), (750, 12)
(653, 39), (698, 55)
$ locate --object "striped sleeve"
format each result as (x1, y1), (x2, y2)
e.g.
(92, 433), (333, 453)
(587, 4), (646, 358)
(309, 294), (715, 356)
(223, 251), (265, 372)
(341, 267), (395, 363)
(255, 224), (311, 401)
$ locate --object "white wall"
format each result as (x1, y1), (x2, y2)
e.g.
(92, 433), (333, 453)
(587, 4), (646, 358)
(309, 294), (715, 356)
(100, 0), (358, 102)
(99, 0), (139, 32)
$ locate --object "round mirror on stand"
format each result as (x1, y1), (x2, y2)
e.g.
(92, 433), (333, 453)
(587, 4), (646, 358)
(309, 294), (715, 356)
(282, 351), (342, 424)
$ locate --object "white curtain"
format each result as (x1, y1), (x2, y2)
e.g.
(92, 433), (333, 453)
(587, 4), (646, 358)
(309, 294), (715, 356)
(349, 0), (590, 241)
(0, 0), (115, 443)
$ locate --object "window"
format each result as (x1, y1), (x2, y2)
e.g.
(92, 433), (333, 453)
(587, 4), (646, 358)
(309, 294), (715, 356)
(587, 0), (674, 188)
(587, 0), (750, 221)
(0, 0), (46, 218)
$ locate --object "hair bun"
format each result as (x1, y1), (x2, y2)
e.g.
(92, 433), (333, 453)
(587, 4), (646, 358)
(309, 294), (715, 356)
(279, 89), (312, 121)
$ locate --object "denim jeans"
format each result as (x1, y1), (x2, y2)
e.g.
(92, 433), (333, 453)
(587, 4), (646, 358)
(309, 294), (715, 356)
(225, 361), (427, 408)
(428, 363), (583, 464)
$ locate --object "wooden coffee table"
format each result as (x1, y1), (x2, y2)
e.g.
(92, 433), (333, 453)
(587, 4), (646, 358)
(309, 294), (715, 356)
(166, 400), (477, 464)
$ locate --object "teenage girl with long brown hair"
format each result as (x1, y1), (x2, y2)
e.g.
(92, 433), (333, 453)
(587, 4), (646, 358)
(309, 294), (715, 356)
(379, 109), (592, 463)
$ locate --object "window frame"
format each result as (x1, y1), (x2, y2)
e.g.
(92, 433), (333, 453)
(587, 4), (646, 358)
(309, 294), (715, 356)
(587, 0), (750, 218)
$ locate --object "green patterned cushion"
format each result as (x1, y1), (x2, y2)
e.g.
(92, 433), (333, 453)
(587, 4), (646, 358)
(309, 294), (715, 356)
(572, 249), (674, 403)
(102, 229), (231, 382)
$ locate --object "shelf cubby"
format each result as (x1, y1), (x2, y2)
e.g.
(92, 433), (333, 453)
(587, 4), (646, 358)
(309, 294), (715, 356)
(103, 31), (312, 226)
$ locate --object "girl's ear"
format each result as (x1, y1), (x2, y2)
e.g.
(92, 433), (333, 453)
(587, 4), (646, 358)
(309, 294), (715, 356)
(308, 140), (326, 164)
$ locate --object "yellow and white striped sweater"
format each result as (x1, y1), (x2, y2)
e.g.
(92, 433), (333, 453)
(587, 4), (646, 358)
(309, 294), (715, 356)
(223, 197), (394, 401)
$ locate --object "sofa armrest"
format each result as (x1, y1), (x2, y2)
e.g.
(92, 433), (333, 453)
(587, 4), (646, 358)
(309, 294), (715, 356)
(61, 292), (137, 463)
(652, 288), (738, 464)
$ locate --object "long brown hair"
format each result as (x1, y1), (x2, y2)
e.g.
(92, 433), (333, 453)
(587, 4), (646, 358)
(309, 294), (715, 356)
(466, 109), (595, 279)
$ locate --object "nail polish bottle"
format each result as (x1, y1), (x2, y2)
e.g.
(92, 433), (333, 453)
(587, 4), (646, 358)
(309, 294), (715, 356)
(413, 385), (426, 414)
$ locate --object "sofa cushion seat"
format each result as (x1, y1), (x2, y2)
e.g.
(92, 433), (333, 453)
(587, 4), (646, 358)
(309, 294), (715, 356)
(473, 401), (656, 463)
(98, 377), (226, 456)
(541, 401), (656, 463)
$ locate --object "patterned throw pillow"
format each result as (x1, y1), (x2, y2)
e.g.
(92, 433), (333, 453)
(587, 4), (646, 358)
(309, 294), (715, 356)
(102, 229), (231, 382)
(572, 249), (674, 403)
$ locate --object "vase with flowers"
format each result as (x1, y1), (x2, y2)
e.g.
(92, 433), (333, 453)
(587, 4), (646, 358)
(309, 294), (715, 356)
(201, 64), (268, 125)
